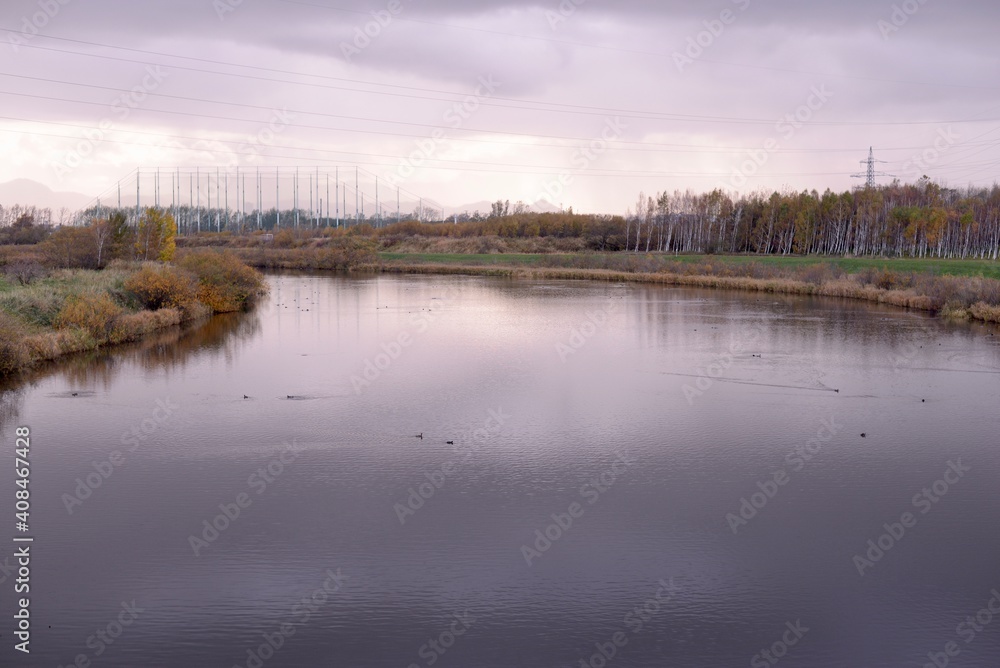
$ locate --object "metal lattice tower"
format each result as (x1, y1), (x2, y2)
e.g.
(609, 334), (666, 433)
(80, 166), (442, 231)
(851, 147), (894, 188)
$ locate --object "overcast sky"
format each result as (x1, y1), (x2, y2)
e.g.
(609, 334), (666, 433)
(2, 0), (999, 214)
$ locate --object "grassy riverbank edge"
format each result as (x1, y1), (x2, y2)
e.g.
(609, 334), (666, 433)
(213, 243), (1000, 324)
(6, 246), (993, 379)
(0, 252), (267, 378)
(368, 258), (1000, 325)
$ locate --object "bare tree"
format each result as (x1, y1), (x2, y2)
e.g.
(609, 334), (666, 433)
(3, 261), (46, 285)
(633, 192), (646, 252)
(623, 207), (632, 251)
(91, 218), (113, 268)
(645, 195), (655, 252)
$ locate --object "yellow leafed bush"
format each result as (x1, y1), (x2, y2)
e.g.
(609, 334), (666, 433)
(54, 292), (124, 340)
(123, 265), (198, 311)
(179, 250), (266, 313)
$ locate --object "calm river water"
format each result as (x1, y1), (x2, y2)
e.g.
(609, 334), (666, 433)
(2, 273), (999, 667)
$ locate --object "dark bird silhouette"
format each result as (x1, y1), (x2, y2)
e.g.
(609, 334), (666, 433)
(71, 392), (78, 396)
(243, 395), (249, 399)
(861, 433), (867, 438)
(415, 433), (423, 439)
(446, 441), (454, 445)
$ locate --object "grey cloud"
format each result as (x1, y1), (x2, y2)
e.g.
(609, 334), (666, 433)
(2, 0), (999, 212)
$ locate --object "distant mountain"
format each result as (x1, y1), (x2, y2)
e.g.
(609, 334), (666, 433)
(0, 179), (93, 212)
(529, 200), (563, 214)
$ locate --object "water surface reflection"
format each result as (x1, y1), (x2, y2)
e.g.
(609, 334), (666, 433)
(1, 273), (998, 668)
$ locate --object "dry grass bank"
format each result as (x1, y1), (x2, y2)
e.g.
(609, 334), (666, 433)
(0, 251), (266, 377)
(386, 235), (588, 255)
(182, 238), (379, 272)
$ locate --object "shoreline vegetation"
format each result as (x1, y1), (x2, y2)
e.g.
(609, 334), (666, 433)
(177, 225), (1000, 325)
(3, 205), (999, 377)
(0, 255), (266, 377)
(0, 208), (266, 377)
(377, 260), (1000, 324)
(0, 256), (267, 378)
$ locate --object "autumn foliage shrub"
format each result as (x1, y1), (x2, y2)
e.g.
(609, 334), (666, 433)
(272, 229), (298, 248)
(40, 226), (99, 269)
(54, 293), (124, 340)
(178, 250), (266, 312)
(123, 265), (198, 311)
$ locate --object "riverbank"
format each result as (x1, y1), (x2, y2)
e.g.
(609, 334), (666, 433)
(372, 252), (1000, 325)
(197, 240), (1000, 324)
(0, 251), (266, 377)
(379, 250), (1000, 280)
(178, 241), (1000, 325)
(4, 245), (995, 402)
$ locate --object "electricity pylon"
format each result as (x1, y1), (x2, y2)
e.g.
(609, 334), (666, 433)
(852, 147), (894, 188)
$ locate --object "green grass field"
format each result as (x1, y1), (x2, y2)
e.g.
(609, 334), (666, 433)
(379, 252), (1000, 279)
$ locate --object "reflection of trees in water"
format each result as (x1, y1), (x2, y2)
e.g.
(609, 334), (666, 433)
(0, 307), (262, 428)
(127, 310), (263, 378)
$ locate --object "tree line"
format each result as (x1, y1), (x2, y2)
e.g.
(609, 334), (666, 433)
(626, 180), (1000, 259)
(2, 209), (177, 270)
(363, 180), (1000, 259)
(69, 204), (450, 233)
(4, 179), (1000, 259)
